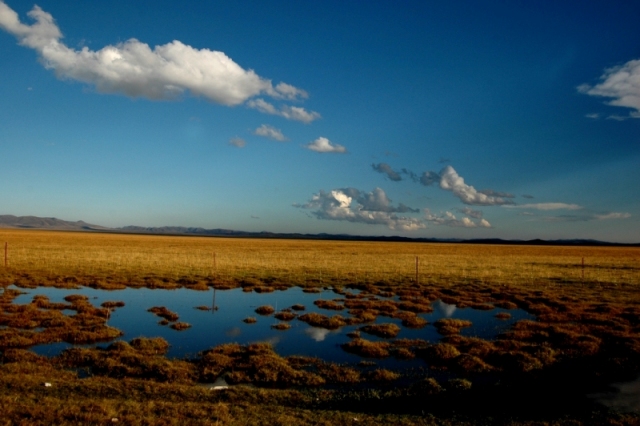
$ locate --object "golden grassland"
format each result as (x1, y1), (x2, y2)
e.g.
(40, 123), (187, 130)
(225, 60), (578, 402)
(1, 228), (640, 425)
(0, 229), (638, 294)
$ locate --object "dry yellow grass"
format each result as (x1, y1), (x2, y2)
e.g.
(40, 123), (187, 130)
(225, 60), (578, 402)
(0, 229), (638, 299)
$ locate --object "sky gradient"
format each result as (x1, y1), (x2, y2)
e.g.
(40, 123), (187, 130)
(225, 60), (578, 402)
(1, 1), (639, 242)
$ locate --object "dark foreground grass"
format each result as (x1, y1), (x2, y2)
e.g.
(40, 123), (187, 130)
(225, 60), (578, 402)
(0, 356), (638, 425)
(2, 279), (640, 424)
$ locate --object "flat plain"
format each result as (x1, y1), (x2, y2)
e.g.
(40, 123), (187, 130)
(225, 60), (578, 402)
(1, 229), (639, 425)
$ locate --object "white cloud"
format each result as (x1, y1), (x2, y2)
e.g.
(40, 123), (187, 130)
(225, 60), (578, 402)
(0, 2), (310, 109)
(271, 82), (308, 101)
(578, 59), (640, 118)
(595, 212), (631, 220)
(505, 203), (582, 211)
(254, 124), (287, 141)
(340, 187), (419, 213)
(229, 137), (246, 148)
(585, 113), (600, 119)
(606, 114), (630, 121)
(295, 188), (425, 231)
(304, 137), (346, 153)
(438, 166), (513, 206)
(424, 209), (491, 228)
(478, 189), (515, 198)
(247, 98), (320, 123)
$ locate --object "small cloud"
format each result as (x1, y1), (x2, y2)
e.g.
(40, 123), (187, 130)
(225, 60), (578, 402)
(541, 212), (631, 222)
(271, 82), (308, 101)
(505, 203), (582, 211)
(401, 168), (420, 182)
(585, 113), (600, 119)
(458, 207), (484, 219)
(247, 98), (320, 123)
(419, 171), (440, 187)
(229, 137), (246, 148)
(250, 215), (260, 219)
(478, 189), (515, 198)
(424, 209), (491, 228)
(522, 194), (534, 199)
(606, 115), (629, 121)
(595, 212), (631, 220)
(27, 86), (33, 91)
(372, 163), (402, 181)
(439, 158), (450, 164)
(304, 137), (346, 153)
(254, 124), (287, 141)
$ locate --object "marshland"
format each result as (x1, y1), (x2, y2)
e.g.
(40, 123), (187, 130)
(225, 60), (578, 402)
(1, 228), (639, 425)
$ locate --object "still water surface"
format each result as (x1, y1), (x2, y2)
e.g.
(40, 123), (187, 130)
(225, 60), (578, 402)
(10, 285), (533, 368)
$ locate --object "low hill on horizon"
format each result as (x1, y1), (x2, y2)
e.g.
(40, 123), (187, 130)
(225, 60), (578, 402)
(0, 214), (637, 246)
(0, 215), (109, 231)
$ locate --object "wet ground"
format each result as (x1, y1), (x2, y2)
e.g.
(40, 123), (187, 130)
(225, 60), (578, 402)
(9, 285), (531, 368)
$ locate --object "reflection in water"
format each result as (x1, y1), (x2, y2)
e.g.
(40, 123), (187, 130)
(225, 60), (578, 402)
(305, 327), (339, 342)
(10, 285), (533, 365)
(225, 327), (242, 337)
(590, 376), (640, 414)
(434, 300), (456, 318)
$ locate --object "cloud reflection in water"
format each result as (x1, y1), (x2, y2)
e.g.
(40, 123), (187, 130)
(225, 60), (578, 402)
(305, 327), (341, 342)
(434, 300), (457, 318)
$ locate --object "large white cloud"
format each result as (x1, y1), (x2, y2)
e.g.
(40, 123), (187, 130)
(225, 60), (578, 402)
(578, 59), (640, 118)
(295, 188), (425, 231)
(0, 2), (309, 108)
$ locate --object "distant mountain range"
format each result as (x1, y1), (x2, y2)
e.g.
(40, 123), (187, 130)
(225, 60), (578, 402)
(1, 214), (638, 247)
(0, 215), (110, 231)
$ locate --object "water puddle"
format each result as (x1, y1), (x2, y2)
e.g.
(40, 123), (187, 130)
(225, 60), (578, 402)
(8, 285), (533, 368)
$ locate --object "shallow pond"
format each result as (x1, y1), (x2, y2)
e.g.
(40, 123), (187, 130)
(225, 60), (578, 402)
(9, 285), (533, 369)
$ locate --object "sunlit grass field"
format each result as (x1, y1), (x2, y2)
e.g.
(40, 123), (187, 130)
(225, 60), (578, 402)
(1, 229), (638, 296)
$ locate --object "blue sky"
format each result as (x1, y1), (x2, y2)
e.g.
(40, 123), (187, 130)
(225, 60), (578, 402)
(1, 0), (639, 242)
